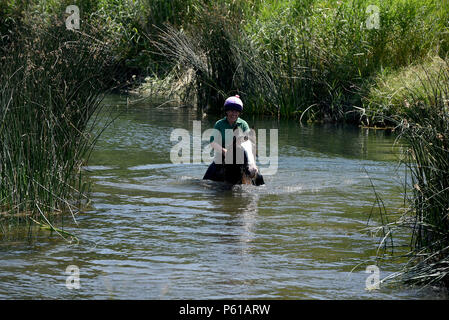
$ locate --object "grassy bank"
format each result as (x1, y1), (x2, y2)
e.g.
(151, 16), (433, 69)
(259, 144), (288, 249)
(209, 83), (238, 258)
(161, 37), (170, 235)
(362, 55), (449, 126)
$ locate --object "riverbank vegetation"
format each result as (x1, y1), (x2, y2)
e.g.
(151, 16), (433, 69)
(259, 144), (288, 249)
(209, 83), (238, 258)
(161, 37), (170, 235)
(3, 0), (446, 120)
(375, 65), (449, 289)
(1, 0), (449, 291)
(0, 2), (118, 233)
(138, 0), (448, 122)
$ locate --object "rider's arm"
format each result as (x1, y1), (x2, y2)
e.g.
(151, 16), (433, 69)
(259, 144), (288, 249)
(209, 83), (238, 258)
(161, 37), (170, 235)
(210, 141), (226, 155)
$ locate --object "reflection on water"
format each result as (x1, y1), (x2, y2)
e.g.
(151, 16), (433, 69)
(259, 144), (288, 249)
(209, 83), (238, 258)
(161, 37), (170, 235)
(0, 95), (445, 299)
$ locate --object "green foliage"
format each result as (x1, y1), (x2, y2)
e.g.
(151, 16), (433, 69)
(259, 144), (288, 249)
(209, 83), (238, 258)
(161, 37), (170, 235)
(243, 0), (448, 121)
(0, 14), (114, 224)
(90, 0), (201, 75)
(378, 61), (449, 288)
(363, 55), (448, 126)
(149, 1), (276, 114)
(5, 0), (446, 121)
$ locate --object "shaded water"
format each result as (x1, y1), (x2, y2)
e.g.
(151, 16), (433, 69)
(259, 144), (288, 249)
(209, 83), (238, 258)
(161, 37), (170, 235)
(0, 95), (445, 299)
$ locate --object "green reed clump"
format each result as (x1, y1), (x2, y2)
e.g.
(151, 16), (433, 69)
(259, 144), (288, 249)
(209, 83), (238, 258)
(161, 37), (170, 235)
(150, 1), (277, 114)
(0, 14), (115, 226)
(377, 61), (449, 288)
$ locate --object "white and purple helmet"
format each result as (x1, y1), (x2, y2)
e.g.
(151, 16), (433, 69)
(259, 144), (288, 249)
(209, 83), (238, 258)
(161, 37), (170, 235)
(224, 95), (243, 112)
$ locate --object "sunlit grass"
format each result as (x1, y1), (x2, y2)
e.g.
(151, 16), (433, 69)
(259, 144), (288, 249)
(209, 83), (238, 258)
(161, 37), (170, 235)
(363, 55), (448, 126)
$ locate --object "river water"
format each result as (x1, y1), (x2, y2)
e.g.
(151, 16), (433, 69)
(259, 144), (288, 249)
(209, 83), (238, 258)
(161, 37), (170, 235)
(0, 95), (445, 299)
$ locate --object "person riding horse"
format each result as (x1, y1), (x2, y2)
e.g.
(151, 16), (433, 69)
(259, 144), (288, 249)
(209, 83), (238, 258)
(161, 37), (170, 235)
(203, 95), (265, 186)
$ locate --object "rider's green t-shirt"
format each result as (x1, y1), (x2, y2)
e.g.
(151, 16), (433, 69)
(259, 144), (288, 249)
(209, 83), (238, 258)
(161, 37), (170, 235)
(210, 117), (250, 147)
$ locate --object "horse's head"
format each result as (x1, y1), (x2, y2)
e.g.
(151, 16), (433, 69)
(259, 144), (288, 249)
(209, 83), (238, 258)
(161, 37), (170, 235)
(223, 128), (264, 186)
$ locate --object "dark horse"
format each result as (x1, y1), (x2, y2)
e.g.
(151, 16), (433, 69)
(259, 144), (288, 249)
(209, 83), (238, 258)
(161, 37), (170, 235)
(203, 128), (265, 186)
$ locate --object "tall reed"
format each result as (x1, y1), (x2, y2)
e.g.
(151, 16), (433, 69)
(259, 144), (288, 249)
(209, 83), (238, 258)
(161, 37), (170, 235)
(246, 0), (447, 121)
(377, 60), (449, 288)
(150, 2), (277, 114)
(0, 14), (115, 227)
